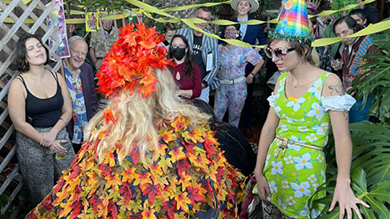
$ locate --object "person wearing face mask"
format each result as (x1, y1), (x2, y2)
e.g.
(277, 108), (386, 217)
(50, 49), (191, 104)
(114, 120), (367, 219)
(214, 24), (264, 127)
(168, 35), (202, 100)
(176, 7), (219, 103)
(228, 0), (267, 134)
(159, 23), (176, 50)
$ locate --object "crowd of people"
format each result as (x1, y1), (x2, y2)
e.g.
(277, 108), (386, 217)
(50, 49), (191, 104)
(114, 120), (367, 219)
(6, 0), (385, 218)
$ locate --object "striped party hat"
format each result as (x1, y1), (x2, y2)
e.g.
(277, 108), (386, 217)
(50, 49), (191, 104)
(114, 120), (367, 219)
(269, 0), (314, 43)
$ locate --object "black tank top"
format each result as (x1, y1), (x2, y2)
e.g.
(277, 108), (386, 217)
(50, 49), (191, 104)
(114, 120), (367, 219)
(18, 71), (64, 128)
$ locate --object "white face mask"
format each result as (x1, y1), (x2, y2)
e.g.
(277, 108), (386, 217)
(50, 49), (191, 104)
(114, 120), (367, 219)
(225, 30), (239, 39)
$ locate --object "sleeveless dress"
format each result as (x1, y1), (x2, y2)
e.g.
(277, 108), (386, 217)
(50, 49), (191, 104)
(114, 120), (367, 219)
(263, 72), (333, 218)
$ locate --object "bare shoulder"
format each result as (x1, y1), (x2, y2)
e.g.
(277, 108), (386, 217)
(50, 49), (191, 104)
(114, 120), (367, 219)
(323, 73), (345, 97)
(9, 76), (26, 98)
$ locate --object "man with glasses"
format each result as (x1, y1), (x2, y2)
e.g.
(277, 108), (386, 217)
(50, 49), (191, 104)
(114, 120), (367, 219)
(177, 7), (219, 103)
(61, 36), (99, 152)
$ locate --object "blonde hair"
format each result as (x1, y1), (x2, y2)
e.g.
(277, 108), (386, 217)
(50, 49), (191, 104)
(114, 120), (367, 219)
(84, 68), (210, 163)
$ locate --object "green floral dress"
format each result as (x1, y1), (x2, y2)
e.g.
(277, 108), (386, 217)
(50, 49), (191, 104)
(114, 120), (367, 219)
(264, 72), (332, 218)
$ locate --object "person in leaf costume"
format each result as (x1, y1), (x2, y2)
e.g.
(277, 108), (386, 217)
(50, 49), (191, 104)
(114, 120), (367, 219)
(26, 22), (245, 219)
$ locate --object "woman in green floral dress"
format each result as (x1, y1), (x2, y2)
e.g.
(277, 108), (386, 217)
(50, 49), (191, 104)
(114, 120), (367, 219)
(254, 38), (370, 218)
(253, 1), (369, 218)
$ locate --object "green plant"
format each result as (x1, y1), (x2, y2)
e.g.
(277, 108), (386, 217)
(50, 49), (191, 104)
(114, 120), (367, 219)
(0, 188), (32, 219)
(309, 121), (390, 218)
(330, 0), (359, 17)
(352, 30), (390, 124)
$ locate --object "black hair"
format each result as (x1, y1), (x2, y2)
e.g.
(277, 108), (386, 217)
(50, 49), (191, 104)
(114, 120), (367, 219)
(333, 16), (364, 35)
(349, 9), (367, 21)
(220, 19), (241, 45)
(168, 34), (196, 79)
(15, 33), (49, 72)
(163, 23), (176, 33)
(267, 39), (314, 64)
(310, 17), (318, 26)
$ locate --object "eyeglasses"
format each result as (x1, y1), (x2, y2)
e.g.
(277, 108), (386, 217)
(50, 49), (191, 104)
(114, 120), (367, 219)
(196, 15), (211, 22)
(171, 45), (186, 49)
(265, 46), (295, 60)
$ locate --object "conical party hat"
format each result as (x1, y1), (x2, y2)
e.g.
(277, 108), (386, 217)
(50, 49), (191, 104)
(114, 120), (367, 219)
(269, 0), (313, 43)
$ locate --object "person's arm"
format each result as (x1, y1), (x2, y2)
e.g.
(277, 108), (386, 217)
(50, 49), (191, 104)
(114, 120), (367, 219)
(89, 33), (98, 65)
(89, 48), (98, 65)
(254, 76), (281, 203)
(191, 64), (202, 98)
(8, 79), (45, 143)
(202, 37), (219, 89)
(323, 74), (369, 219)
(246, 49), (264, 84)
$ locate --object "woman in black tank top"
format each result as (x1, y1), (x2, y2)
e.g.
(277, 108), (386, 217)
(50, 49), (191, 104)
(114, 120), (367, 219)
(8, 33), (75, 207)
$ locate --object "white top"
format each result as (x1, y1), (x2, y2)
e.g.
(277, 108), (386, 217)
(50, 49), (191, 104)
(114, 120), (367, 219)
(267, 93), (356, 111)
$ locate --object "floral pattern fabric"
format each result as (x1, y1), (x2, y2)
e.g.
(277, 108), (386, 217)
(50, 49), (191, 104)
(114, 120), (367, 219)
(27, 115), (245, 219)
(263, 72), (331, 218)
(214, 45), (262, 127)
(64, 67), (88, 144)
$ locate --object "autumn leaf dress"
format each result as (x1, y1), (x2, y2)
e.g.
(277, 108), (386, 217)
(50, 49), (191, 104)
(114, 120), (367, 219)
(27, 115), (245, 219)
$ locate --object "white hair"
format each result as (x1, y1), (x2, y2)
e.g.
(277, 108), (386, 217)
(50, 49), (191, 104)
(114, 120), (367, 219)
(68, 35), (87, 51)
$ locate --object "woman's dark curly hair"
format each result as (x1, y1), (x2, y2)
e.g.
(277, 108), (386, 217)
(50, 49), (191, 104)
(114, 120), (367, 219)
(15, 33), (49, 72)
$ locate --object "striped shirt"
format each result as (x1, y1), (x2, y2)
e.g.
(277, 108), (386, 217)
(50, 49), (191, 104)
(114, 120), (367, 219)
(176, 27), (220, 90)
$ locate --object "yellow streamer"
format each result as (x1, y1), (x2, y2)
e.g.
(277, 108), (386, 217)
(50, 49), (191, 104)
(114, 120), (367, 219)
(0, 0), (31, 3)
(2, 0), (389, 48)
(313, 20), (390, 47)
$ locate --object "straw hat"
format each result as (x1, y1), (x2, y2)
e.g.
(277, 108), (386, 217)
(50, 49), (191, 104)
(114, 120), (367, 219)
(230, 0), (259, 14)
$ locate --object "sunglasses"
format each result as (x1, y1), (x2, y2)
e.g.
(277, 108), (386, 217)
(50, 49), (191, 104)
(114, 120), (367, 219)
(265, 47), (295, 60)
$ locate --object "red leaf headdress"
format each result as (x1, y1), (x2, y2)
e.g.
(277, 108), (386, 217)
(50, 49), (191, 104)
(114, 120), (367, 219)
(96, 22), (175, 99)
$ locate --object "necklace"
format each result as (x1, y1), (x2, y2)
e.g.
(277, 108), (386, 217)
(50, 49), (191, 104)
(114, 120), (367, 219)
(292, 78), (299, 88)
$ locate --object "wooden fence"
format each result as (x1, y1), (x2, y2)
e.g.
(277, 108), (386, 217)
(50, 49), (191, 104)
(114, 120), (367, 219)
(0, 0), (64, 214)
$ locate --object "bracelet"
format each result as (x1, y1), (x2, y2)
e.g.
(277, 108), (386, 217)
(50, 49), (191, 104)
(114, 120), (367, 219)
(250, 72), (256, 77)
(59, 117), (67, 125)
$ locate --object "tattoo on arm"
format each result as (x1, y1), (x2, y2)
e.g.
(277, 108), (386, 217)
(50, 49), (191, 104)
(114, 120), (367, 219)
(328, 81), (345, 96)
(343, 111), (349, 121)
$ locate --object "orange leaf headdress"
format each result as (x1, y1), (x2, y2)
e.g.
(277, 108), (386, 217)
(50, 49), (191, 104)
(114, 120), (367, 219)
(96, 22), (175, 98)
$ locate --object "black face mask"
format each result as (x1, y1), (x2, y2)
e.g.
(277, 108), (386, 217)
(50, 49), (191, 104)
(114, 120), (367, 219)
(171, 48), (186, 60)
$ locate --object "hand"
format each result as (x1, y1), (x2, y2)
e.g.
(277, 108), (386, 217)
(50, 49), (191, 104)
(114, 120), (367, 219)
(201, 83), (207, 89)
(49, 140), (68, 156)
(346, 87), (357, 97)
(331, 59), (343, 71)
(246, 74), (254, 84)
(255, 173), (271, 204)
(329, 180), (370, 219)
(95, 60), (102, 69)
(40, 131), (57, 147)
(177, 90), (191, 99)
